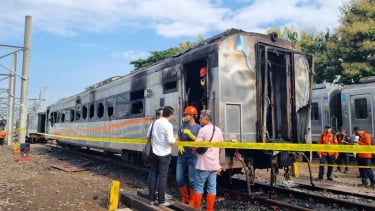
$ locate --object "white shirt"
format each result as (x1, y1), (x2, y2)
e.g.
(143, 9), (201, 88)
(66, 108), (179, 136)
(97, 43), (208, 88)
(150, 117), (176, 156)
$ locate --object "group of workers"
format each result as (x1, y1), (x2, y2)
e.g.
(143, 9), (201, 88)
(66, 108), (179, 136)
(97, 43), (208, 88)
(146, 105), (374, 209)
(317, 124), (375, 188)
(147, 105), (223, 210)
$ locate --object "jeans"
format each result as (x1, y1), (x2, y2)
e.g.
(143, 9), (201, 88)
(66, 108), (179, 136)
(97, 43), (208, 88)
(194, 169), (217, 194)
(336, 153), (349, 171)
(149, 153), (170, 203)
(318, 155), (335, 179)
(176, 154), (197, 189)
(148, 168), (160, 190)
(358, 158), (375, 185)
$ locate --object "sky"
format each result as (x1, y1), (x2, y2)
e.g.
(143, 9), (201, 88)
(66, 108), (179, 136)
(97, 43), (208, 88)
(0, 0), (346, 107)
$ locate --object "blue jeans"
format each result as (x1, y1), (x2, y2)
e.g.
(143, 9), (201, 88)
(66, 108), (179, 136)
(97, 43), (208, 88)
(194, 169), (217, 194)
(176, 154), (197, 189)
(148, 168), (160, 190)
(318, 155), (335, 179)
(149, 153), (170, 203)
(358, 158), (375, 185)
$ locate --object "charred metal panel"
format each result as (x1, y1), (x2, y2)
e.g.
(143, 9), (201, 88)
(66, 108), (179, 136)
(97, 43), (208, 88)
(219, 34), (257, 142)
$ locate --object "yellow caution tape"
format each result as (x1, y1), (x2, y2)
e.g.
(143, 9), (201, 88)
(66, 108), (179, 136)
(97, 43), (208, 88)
(295, 162), (375, 169)
(38, 133), (375, 153)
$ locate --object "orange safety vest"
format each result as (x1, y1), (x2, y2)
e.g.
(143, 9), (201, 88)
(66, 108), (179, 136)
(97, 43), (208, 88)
(317, 132), (338, 157)
(0, 130), (6, 139)
(357, 130), (373, 159)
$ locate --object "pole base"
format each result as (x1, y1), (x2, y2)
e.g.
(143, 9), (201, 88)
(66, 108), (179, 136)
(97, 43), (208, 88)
(18, 156), (31, 162)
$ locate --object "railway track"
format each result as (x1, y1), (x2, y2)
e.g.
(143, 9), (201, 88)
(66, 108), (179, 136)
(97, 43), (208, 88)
(218, 177), (375, 210)
(43, 143), (375, 210)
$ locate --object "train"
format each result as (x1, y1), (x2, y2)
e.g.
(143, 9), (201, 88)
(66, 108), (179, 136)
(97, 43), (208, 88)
(26, 28), (314, 188)
(312, 76), (375, 144)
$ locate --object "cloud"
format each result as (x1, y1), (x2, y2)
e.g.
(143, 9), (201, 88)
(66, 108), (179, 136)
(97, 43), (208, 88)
(113, 50), (150, 61)
(0, 0), (344, 40)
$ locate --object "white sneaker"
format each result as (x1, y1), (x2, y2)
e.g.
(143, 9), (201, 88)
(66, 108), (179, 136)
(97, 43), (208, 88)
(165, 193), (173, 200)
(159, 201), (173, 206)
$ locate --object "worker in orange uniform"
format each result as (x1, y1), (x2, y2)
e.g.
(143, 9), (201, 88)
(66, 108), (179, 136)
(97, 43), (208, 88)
(317, 125), (338, 181)
(353, 127), (375, 188)
(0, 127), (6, 145)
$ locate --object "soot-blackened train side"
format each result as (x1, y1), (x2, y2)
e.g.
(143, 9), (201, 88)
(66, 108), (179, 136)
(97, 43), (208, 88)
(37, 29), (314, 189)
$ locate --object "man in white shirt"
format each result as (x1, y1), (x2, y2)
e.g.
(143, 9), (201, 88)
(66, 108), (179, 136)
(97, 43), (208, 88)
(149, 106), (176, 206)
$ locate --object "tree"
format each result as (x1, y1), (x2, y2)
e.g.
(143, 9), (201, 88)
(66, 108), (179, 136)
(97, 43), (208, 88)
(130, 35), (204, 71)
(337, 0), (375, 83)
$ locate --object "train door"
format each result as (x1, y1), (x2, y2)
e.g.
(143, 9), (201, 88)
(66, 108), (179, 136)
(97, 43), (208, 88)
(182, 60), (208, 114)
(256, 44), (294, 142)
(350, 94), (374, 136)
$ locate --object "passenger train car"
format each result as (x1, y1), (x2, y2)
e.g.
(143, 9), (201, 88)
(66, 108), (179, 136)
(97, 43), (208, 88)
(45, 29), (313, 185)
(311, 76), (375, 144)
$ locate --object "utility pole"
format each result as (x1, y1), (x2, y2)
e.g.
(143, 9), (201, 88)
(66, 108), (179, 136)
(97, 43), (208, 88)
(7, 54), (16, 145)
(17, 15), (31, 144)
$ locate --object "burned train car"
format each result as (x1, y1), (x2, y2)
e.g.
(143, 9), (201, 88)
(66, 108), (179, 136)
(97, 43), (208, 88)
(46, 29), (313, 182)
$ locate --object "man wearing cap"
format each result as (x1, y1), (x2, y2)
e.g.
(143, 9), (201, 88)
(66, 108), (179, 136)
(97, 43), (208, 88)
(317, 125), (338, 181)
(353, 127), (375, 188)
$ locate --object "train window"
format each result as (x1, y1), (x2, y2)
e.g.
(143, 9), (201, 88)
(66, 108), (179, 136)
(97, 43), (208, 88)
(70, 109), (75, 122)
(311, 103), (319, 120)
(131, 100), (144, 115)
(116, 92), (130, 119)
(162, 67), (178, 93)
(354, 98), (368, 119)
(76, 106), (81, 121)
(97, 102), (104, 119)
(82, 105), (88, 120)
(61, 112), (65, 122)
(57, 112), (61, 123)
(107, 98), (114, 118)
(89, 104), (95, 119)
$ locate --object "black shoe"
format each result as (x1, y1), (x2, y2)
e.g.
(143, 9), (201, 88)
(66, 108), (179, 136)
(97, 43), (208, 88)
(327, 178), (333, 181)
(369, 184), (375, 189)
(316, 177), (323, 181)
(343, 170), (348, 174)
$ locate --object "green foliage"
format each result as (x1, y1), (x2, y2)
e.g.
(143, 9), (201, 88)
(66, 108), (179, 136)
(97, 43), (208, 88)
(130, 36), (203, 71)
(336, 0), (375, 83)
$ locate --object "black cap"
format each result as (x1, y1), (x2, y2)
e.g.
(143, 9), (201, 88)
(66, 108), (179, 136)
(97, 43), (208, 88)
(353, 126), (360, 131)
(325, 124), (332, 129)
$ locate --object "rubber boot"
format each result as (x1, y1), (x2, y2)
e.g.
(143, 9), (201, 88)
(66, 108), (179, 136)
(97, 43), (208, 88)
(206, 194), (216, 211)
(179, 186), (189, 204)
(188, 188), (195, 206)
(194, 193), (203, 209)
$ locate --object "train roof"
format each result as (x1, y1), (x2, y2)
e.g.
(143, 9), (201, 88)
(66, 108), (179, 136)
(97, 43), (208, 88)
(52, 28), (295, 104)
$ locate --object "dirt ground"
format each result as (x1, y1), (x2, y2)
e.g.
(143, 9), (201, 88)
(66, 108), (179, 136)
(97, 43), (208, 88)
(0, 144), (145, 211)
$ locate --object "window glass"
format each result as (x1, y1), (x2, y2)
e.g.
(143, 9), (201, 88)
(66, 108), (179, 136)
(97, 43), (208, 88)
(116, 92), (130, 118)
(355, 98), (368, 119)
(311, 102), (319, 120)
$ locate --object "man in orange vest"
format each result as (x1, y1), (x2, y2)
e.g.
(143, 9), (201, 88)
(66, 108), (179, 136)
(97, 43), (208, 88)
(353, 127), (375, 188)
(317, 125), (338, 181)
(0, 127), (6, 145)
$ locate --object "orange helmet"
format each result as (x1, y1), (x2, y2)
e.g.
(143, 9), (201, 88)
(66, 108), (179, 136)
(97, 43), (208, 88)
(184, 106), (198, 115)
(200, 67), (207, 77)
